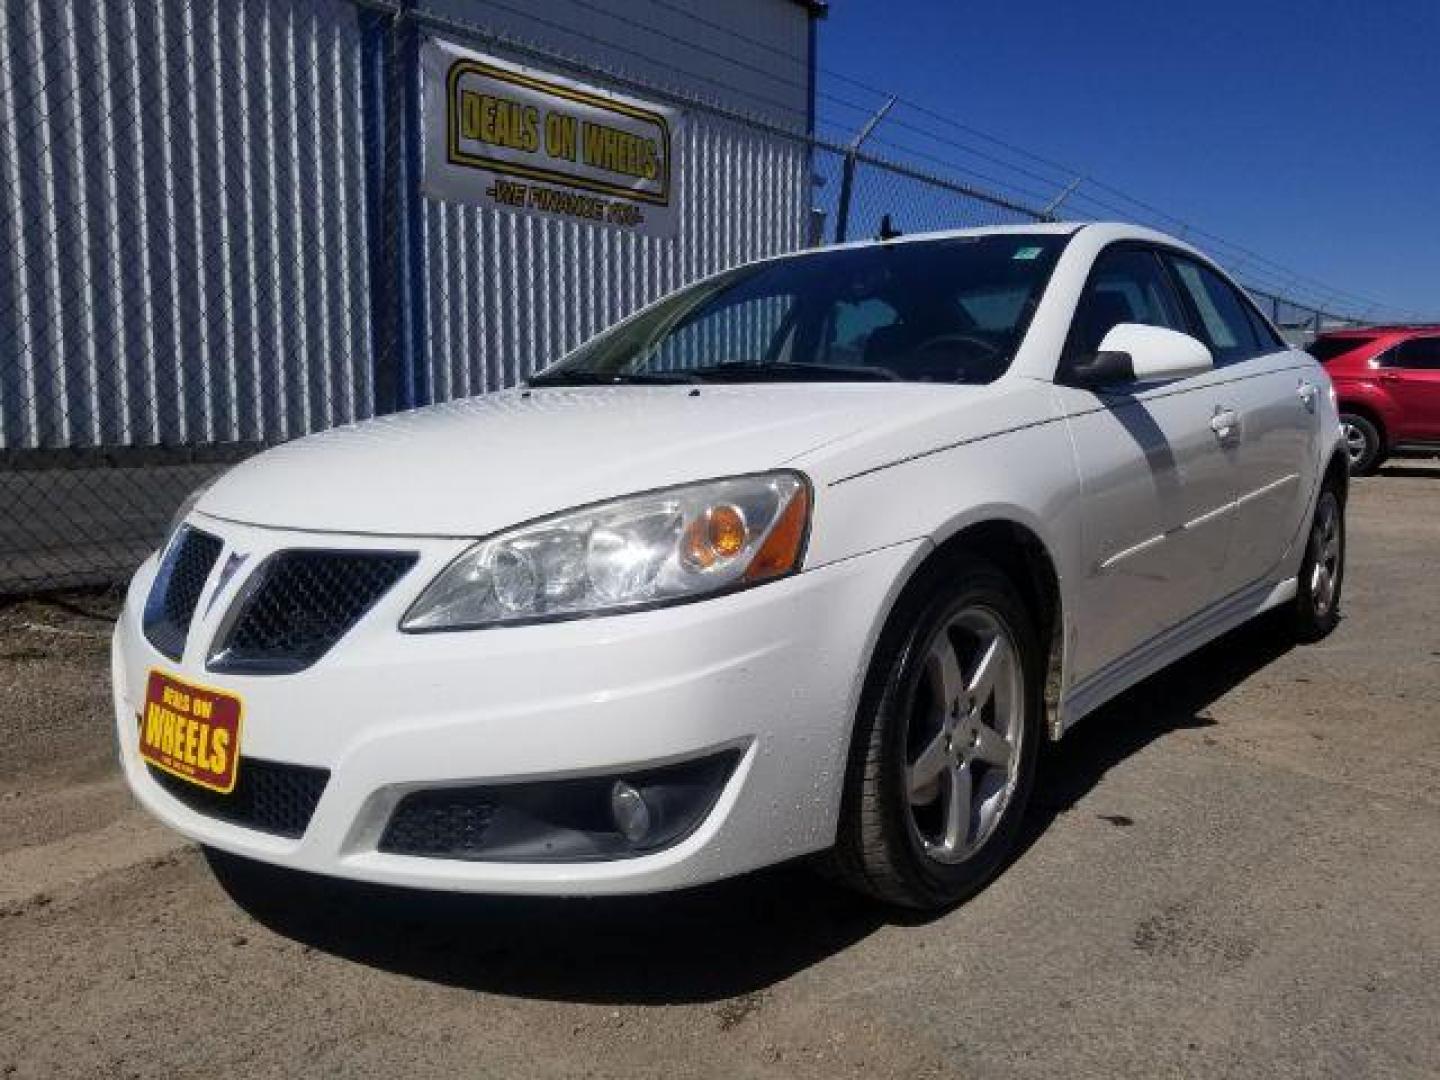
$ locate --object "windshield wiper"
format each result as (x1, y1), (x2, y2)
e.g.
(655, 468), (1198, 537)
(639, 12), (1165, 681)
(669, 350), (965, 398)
(684, 361), (901, 383)
(526, 370), (698, 387)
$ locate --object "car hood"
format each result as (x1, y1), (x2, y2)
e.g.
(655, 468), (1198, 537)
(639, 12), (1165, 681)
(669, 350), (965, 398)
(199, 383), (992, 536)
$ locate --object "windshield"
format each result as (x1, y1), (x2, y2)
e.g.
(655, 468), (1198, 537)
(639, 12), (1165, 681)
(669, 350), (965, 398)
(532, 234), (1070, 386)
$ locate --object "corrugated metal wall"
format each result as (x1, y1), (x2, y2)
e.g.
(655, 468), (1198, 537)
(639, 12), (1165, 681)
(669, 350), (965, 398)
(0, 0), (375, 450)
(417, 0), (811, 129)
(390, 0), (814, 403)
(0, 0), (812, 449)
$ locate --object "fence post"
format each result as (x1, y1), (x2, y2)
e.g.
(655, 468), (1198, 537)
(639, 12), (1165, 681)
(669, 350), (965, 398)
(359, 1), (428, 415)
(1042, 175), (1085, 221)
(834, 154), (857, 244)
(396, 2), (430, 410)
(400, 5), (426, 408)
(359, 6), (398, 415)
(834, 97), (894, 244)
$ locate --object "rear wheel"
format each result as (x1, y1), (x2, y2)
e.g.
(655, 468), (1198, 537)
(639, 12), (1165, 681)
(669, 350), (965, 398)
(1339, 413), (1383, 475)
(830, 559), (1041, 910)
(1293, 485), (1345, 641)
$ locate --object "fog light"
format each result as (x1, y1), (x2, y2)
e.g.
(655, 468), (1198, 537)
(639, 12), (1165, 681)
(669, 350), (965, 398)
(378, 750), (741, 862)
(610, 780), (652, 842)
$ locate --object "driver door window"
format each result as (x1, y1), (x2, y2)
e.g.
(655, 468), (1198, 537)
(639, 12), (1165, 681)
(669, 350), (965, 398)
(1068, 247), (1187, 360)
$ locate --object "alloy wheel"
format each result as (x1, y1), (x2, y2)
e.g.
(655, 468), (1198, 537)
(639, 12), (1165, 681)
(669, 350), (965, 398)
(904, 607), (1024, 865)
(1340, 421), (1369, 469)
(1310, 494), (1343, 618)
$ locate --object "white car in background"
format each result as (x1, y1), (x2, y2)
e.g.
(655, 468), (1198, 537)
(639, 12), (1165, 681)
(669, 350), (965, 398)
(113, 223), (1348, 910)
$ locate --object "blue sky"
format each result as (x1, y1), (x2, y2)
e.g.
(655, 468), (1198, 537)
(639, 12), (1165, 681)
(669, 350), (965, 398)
(815, 0), (1439, 321)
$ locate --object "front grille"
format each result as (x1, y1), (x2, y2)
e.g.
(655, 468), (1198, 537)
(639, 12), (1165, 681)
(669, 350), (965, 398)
(379, 789), (497, 857)
(143, 527), (224, 660)
(148, 757), (329, 839)
(209, 550), (417, 673)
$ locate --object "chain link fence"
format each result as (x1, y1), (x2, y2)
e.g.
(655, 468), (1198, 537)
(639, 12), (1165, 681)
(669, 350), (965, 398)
(2, 0), (394, 593)
(0, 0), (1367, 595)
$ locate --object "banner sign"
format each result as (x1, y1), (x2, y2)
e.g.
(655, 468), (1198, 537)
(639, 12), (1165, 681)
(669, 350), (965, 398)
(422, 38), (682, 238)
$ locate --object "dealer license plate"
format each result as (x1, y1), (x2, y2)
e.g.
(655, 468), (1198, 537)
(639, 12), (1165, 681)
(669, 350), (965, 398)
(138, 669), (243, 794)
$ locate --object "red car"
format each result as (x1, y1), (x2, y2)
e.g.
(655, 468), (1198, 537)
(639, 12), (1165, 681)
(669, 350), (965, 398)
(1309, 326), (1440, 473)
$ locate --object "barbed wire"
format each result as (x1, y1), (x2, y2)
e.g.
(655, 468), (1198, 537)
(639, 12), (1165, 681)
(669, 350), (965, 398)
(636, 0), (1427, 323)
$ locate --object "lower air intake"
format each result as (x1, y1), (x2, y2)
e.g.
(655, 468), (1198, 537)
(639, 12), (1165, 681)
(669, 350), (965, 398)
(148, 758), (329, 839)
(379, 790), (498, 858)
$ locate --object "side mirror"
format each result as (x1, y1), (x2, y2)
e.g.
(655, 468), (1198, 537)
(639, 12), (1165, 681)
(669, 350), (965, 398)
(1071, 323), (1213, 387)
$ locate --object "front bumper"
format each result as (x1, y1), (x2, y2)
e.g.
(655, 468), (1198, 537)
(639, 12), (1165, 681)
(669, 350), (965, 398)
(113, 516), (921, 895)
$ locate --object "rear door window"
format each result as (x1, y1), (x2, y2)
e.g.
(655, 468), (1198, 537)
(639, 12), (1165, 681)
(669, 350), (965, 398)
(1167, 257), (1262, 365)
(1241, 300), (1286, 352)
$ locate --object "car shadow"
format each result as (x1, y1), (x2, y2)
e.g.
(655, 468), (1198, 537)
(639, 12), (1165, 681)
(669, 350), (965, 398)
(1378, 464), (1440, 480)
(207, 613), (1299, 1005)
(1019, 611), (1296, 851)
(206, 846), (886, 1005)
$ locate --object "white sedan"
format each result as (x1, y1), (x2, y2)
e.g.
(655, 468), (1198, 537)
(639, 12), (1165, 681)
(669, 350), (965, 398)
(113, 223), (1348, 910)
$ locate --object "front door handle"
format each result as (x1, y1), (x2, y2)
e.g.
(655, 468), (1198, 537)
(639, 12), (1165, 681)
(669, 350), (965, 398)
(1210, 407), (1240, 441)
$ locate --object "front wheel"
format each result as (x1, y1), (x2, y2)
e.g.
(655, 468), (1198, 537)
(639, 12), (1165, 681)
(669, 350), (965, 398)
(830, 559), (1042, 910)
(1293, 486), (1345, 641)
(1339, 413), (1383, 475)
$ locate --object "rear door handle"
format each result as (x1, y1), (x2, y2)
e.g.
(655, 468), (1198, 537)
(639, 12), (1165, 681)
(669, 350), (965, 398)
(1297, 381), (1318, 411)
(1210, 407), (1240, 441)
(1378, 372), (1401, 384)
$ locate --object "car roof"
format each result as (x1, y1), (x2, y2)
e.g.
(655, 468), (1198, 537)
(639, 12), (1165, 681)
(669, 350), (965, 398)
(770, 220), (1208, 265)
(826, 221), (1084, 249)
(822, 220), (1187, 250)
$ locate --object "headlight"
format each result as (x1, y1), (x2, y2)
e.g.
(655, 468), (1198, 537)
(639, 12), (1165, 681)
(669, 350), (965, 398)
(401, 471), (811, 631)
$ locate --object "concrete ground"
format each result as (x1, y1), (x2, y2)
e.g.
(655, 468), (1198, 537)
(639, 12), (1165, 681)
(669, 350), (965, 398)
(1, 463), (1436, 1079)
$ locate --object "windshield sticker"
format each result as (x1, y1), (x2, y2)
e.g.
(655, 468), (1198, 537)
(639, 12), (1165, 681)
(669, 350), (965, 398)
(1012, 246), (1043, 261)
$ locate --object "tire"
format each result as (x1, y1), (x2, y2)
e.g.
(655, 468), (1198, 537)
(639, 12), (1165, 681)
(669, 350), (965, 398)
(1339, 413), (1383, 475)
(829, 557), (1042, 910)
(1293, 485), (1345, 642)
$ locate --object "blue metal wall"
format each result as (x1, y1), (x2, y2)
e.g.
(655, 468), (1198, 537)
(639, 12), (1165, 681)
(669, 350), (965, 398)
(0, 0), (813, 450)
(0, 0), (378, 450)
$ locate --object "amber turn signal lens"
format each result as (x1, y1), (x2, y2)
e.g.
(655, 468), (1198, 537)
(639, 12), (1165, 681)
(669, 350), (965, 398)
(681, 504), (750, 570)
(707, 505), (747, 557)
(743, 484), (809, 582)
